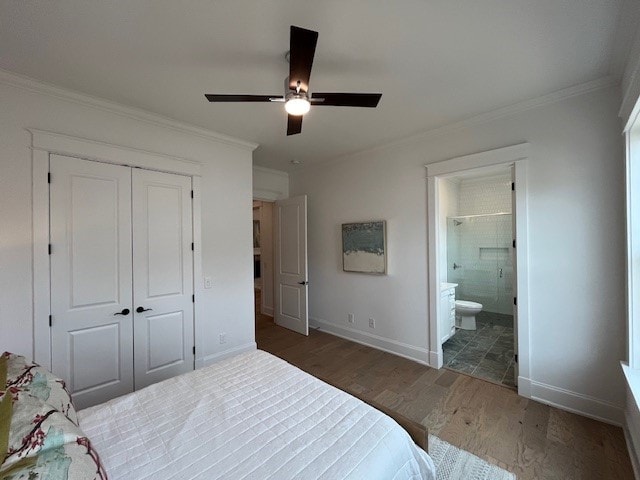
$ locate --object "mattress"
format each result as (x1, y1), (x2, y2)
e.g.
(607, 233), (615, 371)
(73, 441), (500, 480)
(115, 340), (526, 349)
(78, 349), (436, 480)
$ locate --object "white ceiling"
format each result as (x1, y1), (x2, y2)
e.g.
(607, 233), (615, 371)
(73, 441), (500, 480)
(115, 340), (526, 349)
(0, 0), (633, 171)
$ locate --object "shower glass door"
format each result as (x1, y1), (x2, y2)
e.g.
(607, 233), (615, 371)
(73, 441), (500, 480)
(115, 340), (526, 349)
(447, 213), (513, 316)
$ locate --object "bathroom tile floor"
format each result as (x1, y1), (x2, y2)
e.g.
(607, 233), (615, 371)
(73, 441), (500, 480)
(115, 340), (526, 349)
(443, 315), (515, 388)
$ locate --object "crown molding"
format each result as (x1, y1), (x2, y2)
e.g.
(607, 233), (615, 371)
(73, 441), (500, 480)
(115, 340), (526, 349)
(296, 75), (619, 173)
(252, 165), (289, 178)
(0, 68), (259, 152)
(418, 76), (619, 141)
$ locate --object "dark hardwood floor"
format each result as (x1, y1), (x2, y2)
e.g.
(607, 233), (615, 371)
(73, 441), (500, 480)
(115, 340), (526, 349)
(255, 296), (634, 479)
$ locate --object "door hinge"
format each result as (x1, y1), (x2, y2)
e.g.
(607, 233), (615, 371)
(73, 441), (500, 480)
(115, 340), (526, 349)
(48, 315), (52, 327)
(513, 297), (517, 306)
(191, 190), (194, 199)
(192, 294), (195, 303)
(47, 172), (51, 184)
(511, 182), (515, 191)
(514, 354), (518, 363)
(192, 346), (196, 355)
(48, 244), (52, 255)
(191, 242), (194, 251)
(512, 239), (516, 248)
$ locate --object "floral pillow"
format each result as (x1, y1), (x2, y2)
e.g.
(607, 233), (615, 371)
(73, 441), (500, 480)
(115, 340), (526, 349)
(0, 353), (107, 480)
(3, 353), (77, 426)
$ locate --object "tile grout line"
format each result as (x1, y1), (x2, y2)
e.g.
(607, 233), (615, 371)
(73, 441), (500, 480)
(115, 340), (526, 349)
(445, 321), (514, 385)
(469, 325), (501, 375)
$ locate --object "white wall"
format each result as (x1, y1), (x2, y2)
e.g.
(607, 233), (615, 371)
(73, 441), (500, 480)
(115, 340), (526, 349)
(253, 165), (289, 201)
(0, 75), (256, 364)
(290, 85), (627, 422)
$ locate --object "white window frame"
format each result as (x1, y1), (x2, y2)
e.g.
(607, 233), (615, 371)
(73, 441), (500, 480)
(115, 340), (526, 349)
(622, 90), (640, 416)
(626, 115), (640, 370)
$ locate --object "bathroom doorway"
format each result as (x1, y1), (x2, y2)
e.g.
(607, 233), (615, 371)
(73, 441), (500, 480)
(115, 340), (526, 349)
(426, 143), (530, 396)
(441, 172), (515, 388)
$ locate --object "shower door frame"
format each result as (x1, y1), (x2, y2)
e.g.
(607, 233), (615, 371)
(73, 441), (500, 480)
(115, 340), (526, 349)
(426, 143), (532, 398)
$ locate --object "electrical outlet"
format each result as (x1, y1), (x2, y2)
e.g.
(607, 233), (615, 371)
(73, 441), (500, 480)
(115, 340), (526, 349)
(204, 276), (212, 289)
(219, 333), (226, 344)
(369, 318), (375, 328)
(348, 313), (354, 324)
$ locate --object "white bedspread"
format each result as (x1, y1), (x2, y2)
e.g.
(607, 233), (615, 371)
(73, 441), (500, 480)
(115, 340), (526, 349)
(78, 350), (436, 480)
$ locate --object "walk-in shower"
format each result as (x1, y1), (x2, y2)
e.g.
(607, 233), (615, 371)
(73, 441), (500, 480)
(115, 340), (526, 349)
(447, 213), (513, 315)
(443, 211), (516, 388)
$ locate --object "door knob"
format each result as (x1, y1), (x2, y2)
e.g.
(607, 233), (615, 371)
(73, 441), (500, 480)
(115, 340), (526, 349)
(114, 308), (130, 316)
(136, 307), (153, 313)
(298, 281), (309, 285)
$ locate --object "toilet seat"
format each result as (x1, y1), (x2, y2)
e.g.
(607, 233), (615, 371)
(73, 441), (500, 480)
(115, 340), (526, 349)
(455, 300), (482, 309)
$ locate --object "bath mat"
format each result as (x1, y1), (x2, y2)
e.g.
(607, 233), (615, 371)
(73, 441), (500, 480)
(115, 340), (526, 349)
(430, 435), (516, 480)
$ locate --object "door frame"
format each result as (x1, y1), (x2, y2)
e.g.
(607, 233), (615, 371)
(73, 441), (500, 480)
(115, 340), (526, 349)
(31, 129), (203, 371)
(425, 142), (532, 398)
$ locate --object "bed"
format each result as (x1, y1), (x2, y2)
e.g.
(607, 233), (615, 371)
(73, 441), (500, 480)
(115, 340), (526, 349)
(2, 350), (436, 479)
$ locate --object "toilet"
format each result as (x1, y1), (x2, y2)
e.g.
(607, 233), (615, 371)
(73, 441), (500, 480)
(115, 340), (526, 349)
(455, 300), (483, 330)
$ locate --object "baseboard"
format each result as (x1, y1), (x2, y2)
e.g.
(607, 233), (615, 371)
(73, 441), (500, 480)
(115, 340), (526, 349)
(429, 350), (441, 369)
(517, 376), (532, 398)
(623, 411), (640, 480)
(195, 342), (257, 368)
(310, 317), (429, 365)
(529, 379), (624, 426)
(261, 306), (274, 317)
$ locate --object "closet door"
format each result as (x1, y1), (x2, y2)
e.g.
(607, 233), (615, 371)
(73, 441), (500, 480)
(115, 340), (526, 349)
(50, 155), (134, 409)
(132, 169), (194, 389)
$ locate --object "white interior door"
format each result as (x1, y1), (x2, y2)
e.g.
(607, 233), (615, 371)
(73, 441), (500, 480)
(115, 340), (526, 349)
(50, 155), (134, 409)
(511, 166), (519, 386)
(132, 169), (194, 389)
(274, 195), (308, 335)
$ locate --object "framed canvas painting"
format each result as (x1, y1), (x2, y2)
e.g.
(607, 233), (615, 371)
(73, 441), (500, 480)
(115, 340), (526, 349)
(342, 221), (387, 274)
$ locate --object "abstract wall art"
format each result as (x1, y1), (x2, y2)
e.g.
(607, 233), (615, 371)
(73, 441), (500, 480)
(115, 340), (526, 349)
(342, 221), (387, 274)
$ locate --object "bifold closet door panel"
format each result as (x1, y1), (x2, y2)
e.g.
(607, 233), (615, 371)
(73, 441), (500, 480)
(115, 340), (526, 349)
(132, 168), (194, 390)
(50, 155), (134, 409)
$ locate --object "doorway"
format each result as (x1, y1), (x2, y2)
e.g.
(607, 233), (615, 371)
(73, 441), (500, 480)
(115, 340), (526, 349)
(253, 195), (310, 336)
(426, 143), (531, 397)
(439, 169), (515, 388)
(253, 200), (275, 329)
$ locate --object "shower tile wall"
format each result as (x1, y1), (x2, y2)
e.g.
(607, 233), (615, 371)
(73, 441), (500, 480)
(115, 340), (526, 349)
(448, 174), (513, 315)
(457, 174), (512, 216)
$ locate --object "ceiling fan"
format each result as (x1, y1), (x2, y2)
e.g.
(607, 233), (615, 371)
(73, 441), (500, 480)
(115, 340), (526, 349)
(205, 26), (382, 136)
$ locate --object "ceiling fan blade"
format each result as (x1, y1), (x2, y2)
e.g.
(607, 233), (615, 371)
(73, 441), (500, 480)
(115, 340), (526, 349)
(204, 94), (280, 102)
(287, 115), (303, 136)
(289, 26), (318, 93)
(311, 93), (382, 107)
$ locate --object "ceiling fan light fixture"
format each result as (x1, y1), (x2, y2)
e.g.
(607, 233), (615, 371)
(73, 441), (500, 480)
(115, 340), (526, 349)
(285, 93), (311, 116)
(204, 26), (382, 135)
